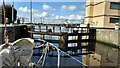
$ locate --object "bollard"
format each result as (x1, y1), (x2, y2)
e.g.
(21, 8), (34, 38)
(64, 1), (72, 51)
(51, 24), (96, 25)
(115, 23), (119, 30)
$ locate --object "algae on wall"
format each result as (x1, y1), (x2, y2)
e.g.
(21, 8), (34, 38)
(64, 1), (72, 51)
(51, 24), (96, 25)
(96, 29), (120, 47)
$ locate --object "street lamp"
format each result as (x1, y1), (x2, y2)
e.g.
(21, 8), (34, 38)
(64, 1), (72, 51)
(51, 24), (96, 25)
(12, 0), (14, 24)
(30, 0), (32, 23)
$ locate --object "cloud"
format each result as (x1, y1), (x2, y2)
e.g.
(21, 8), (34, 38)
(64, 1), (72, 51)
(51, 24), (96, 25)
(54, 14), (82, 24)
(18, 7), (48, 18)
(19, 7), (30, 13)
(55, 14), (82, 20)
(68, 5), (76, 11)
(55, 15), (65, 19)
(34, 11), (48, 18)
(80, 10), (85, 15)
(42, 4), (55, 11)
(41, 11), (48, 17)
(51, 14), (55, 17)
(19, 7), (39, 13)
(67, 15), (82, 20)
(32, 9), (39, 13)
(61, 5), (67, 11)
(55, 15), (59, 19)
(34, 13), (40, 17)
(75, 15), (82, 20)
(16, 14), (22, 17)
(61, 5), (76, 11)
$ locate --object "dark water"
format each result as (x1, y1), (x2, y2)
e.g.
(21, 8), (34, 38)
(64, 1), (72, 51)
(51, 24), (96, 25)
(31, 34), (82, 66)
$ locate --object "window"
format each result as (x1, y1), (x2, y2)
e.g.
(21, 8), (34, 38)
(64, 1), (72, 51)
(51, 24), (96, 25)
(110, 18), (120, 23)
(110, 2), (120, 10)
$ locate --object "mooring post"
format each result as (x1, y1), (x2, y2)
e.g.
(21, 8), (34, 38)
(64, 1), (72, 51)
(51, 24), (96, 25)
(58, 36), (64, 49)
(71, 28), (72, 32)
(30, 25), (34, 39)
(39, 26), (41, 32)
(46, 26), (48, 32)
(59, 33), (67, 51)
(88, 28), (96, 51)
(77, 32), (81, 49)
(40, 35), (44, 40)
(60, 27), (61, 32)
(53, 26), (55, 33)
(81, 28), (83, 33)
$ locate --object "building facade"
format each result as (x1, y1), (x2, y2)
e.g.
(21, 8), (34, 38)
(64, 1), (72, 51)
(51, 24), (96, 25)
(84, 0), (120, 28)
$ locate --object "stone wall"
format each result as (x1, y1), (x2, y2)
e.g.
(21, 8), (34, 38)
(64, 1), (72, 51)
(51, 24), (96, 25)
(96, 29), (120, 46)
(82, 29), (120, 67)
(82, 43), (119, 66)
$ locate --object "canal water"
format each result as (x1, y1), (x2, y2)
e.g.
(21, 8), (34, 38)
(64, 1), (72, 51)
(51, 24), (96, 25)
(31, 26), (120, 67)
(31, 26), (82, 67)
(31, 35), (82, 67)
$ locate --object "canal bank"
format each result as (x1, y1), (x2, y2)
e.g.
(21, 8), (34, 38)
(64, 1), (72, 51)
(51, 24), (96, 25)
(82, 28), (120, 67)
(96, 29), (120, 47)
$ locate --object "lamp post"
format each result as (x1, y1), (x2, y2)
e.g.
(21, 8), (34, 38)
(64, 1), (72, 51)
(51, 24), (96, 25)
(30, 0), (32, 23)
(12, 0), (14, 24)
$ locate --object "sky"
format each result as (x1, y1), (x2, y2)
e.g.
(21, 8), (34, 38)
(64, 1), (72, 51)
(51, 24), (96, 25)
(0, 0), (86, 23)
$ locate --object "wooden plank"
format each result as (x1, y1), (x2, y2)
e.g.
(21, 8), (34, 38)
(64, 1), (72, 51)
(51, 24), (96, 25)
(67, 33), (89, 36)
(67, 39), (91, 43)
(44, 39), (59, 43)
(66, 46), (92, 50)
(67, 40), (79, 43)
(81, 39), (90, 42)
(67, 33), (79, 36)
(32, 23), (80, 27)
(66, 47), (79, 50)
(28, 31), (67, 36)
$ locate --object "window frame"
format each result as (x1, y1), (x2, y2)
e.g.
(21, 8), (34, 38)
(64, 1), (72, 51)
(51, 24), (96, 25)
(109, 18), (120, 23)
(110, 2), (120, 10)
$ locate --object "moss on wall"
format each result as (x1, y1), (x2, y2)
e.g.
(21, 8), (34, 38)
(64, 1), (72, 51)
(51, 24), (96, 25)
(97, 40), (119, 49)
